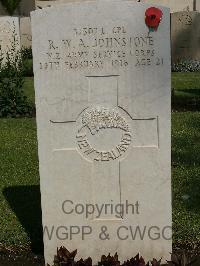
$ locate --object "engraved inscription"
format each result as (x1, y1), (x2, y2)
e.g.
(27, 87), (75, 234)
(178, 13), (193, 26)
(39, 25), (164, 71)
(0, 21), (12, 34)
(76, 107), (132, 162)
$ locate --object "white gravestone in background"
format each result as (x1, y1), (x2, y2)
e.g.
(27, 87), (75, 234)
(35, 0), (57, 9)
(20, 17), (32, 48)
(142, 0), (194, 12)
(196, 0), (200, 11)
(31, 1), (171, 265)
(0, 17), (20, 61)
(171, 11), (200, 62)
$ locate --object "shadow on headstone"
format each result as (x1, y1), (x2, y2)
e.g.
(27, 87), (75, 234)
(3, 185), (43, 254)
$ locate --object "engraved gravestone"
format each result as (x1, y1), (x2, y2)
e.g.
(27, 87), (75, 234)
(35, 0), (57, 9)
(171, 11), (200, 62)
(20, 17), (32, 48)
(0, 17), (20, 61)
(142, 0), (194, 12)
(31, 1), (171, 265)
(197, 0), (200, 11)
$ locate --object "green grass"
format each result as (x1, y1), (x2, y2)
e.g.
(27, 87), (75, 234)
(0, 118), (42, 252)
(172, 73), (200, 110)
(172, 72), (200, 90)
(172, 112), (200, 252)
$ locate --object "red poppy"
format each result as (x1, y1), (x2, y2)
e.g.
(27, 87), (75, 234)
(145, 7), (163, 29)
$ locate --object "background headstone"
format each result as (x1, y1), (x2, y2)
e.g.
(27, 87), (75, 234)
(0, 17), (20, 61)
(20, 17), (32, 48)
(31, 1), (172, 265)
(142, 0), (194, 12)
(35, 0), (104, 9)
(196, 0), (200, 11)
(35, 0), (57, 9)
(34, 0), (198, 13)
(171, 11), (200, 62)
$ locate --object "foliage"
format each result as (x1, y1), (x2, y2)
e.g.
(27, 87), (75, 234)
(172, 60), (200, 73)
(22, 77), (35, 106)
(0, 30), (32, 117)
(21, 47), (33, 60)
(49, 247), (160, 266)
(168, 252), (197, 266)
(20, 47), (33, 77)
(0, 0), (22, 15)
(49, 247), (199, 266)
(22, 58), (33, 77)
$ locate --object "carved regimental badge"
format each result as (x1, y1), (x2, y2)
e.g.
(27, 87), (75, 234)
(76, 106), (133, 162)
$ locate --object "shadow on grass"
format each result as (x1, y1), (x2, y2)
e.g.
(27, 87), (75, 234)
(3, 185), (43, 254)
(177, 89), (200, 96)
(172, 94), (200, 111)
(172, 135), (200, 167)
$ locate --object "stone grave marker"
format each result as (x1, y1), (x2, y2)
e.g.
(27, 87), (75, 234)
(142, 0), (194, 13)
(171, 11), (200, 62)
(31, 1), (172, 265)
(196, 0), (200, 11)
(35, 0), (57, 9)
(20, 17), (32, 48)
(0, 16), (20, 62)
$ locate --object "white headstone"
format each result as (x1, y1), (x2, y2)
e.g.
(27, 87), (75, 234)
(35, 0), (105, 9)
(31, 1), (172, 265)
(196, 0), (200, 11)
(0, 17), (20, 61)
(20, 17), (32, 48)
(171, 11), (200, 62)
(142, 0), (194, 13)
(35, 0), (57, 9)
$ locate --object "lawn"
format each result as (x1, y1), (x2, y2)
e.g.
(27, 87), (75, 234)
(0, 118), (42, 252)
(172, 72), (200, 90)
(172, 72), (200, 110)
(172, 112), (200, 252)
(0, 72), (200, 254)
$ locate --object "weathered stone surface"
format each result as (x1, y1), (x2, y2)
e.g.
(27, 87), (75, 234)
(35, 0), (195, 12)
(35, 0), (57, 9)
(171, 11), (200, 62)
(142, 0), (194, 12)
(20, 17), (32, 48)
(196, 0), (200, 11)
(31, 1), (172, 265)
(0, 17), (20, 61)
